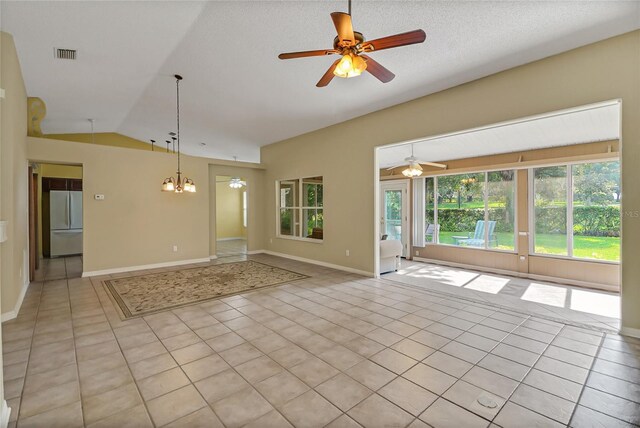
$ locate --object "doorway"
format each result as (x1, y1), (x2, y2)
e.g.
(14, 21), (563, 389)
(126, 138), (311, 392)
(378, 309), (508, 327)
(32, 162), (84, 278)
(380, 180), (409, 257)
(215, 175), (247, 257)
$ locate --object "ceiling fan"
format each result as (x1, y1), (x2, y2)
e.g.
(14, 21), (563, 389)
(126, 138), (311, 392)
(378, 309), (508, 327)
(216, 177), (246, 188)
(278, 0), (426, 87)
(386, 144), (447, 177)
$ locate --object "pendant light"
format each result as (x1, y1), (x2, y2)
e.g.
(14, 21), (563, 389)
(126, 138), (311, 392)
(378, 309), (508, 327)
(162, 74), (196, 193)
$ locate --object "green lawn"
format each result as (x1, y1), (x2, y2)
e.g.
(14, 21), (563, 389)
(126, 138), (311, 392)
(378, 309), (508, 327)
(434, 231), (619, 261)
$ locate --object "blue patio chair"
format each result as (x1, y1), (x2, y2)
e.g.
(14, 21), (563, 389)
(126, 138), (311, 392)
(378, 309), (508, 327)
(425, 223), (440, 243)
(458, 220), (497, 247)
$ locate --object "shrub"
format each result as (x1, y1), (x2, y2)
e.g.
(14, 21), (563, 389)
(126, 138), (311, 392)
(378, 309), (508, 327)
(431, 206), (620, 237)
(432, 208), (513, 233)
(534, 205), (620, 236)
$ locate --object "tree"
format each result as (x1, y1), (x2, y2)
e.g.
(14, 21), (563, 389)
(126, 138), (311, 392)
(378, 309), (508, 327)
(573, 161), (619, 206)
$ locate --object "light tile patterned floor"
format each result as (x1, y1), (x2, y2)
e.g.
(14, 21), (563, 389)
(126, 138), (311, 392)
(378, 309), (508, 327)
(386, 260), (621, 332)
(2, 255), (639, 427)
(216, 239), (247, 258)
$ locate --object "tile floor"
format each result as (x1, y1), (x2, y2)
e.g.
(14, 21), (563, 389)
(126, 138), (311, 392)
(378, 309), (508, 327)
(386, 260), (621, 332)
(2, 255), (639, 427)
(216, 239), (247, 258)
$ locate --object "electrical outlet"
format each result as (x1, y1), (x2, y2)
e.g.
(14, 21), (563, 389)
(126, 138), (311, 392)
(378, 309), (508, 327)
(415, 250), (420, 256)
(172, 245), (178, 252)
(345, 250), (350, 256)
(270, 238), (273, 244)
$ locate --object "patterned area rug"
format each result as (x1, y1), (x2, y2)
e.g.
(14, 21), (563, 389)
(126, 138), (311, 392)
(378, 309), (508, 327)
(103, 260), (307, 319)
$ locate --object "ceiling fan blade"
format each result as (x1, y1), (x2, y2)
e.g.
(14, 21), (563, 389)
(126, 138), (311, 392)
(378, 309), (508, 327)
(362, 55), (395, 83)
(316, 59), (341, 87)
(331, 12), (356, 46)
(385, 163), (404, 171)
(420, 161), (447, 169)
(363, 29), (426, 52)
(279, 49), (338, 60)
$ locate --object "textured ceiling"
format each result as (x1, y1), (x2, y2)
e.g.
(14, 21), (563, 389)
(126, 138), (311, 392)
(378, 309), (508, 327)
(378, 101), (621, 168)
(2, 1), (638, 162)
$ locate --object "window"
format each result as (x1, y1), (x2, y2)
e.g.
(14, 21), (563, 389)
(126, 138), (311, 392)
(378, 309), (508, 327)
(421, 170), (516, 251)
(277, 177), (323, 240)
(532, 160), (620, 261)
(533, 166), (568, 255)
(487, 170), (516, 251)
(437, 173), (486, 247)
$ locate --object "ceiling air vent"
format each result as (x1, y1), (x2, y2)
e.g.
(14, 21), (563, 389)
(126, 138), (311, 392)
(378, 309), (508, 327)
(54, 48), (77, 60)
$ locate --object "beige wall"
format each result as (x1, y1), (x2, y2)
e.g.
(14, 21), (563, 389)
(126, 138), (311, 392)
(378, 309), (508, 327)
(43, 132), (169, 152)
(209, 166), (265, 256)
(26, 137), (266, 274)
(215, 179), (246, 240)
(261, 31), (640, 331)
(0, 31), (29, 410)
(28, 137), (213, 274)
(1, 33), (29, 318)
(39, 163), (83, 179)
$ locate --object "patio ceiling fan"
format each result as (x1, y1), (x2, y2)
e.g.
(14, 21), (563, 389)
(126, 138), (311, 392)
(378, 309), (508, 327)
(385, 144), (447, 177)
(278, 0), (426, 87)
(216, 177), (246, 189)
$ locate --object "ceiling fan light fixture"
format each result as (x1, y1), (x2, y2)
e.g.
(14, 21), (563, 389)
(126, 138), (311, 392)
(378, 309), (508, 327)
(402, 161), (423, 177)
(333, 53), (366, 78)
(229, 177), (244, 189)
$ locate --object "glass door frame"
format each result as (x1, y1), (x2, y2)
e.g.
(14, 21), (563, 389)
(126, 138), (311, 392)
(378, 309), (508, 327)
(380, 180), (410, 257)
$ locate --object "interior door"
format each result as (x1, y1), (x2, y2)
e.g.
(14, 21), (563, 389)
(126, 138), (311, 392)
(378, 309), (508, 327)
(380, 180), (410, 257)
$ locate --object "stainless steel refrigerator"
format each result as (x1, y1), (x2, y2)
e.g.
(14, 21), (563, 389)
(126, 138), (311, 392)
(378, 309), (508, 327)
(50, 190), (83, 257)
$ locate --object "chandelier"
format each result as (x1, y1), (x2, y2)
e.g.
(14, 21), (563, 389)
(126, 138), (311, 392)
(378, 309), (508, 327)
(161, 74), (196, 193)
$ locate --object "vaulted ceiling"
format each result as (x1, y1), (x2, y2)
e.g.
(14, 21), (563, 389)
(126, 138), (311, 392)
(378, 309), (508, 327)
(2, 1), (639, 162)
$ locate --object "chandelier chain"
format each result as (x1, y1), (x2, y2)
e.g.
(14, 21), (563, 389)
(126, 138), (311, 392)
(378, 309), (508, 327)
(176, 77), (180, 174)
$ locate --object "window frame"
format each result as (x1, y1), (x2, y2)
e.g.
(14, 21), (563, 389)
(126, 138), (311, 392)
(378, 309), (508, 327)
(242, 191), (248, 228)
(418, 168), (518, 254)
(276, 177), (324, 243)
(529, 159), (620, 264)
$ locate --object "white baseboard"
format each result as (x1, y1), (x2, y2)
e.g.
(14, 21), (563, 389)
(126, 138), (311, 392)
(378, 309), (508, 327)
(209, 255), (218, 260)
(260, 250), (373, 277)
(246, 250), (265, 255)
(620, 326), (640, 339)
(413, 257), (618, 293)
(1, 400), (10, 428)
(82, 257), (211, 277)
(1, 277), (29, 323)
(216, 237), (246, 242)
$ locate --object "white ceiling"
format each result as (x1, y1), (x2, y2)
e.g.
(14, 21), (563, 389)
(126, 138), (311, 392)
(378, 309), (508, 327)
(2, 1), (638, 162)
(378, 101), (621, 168)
